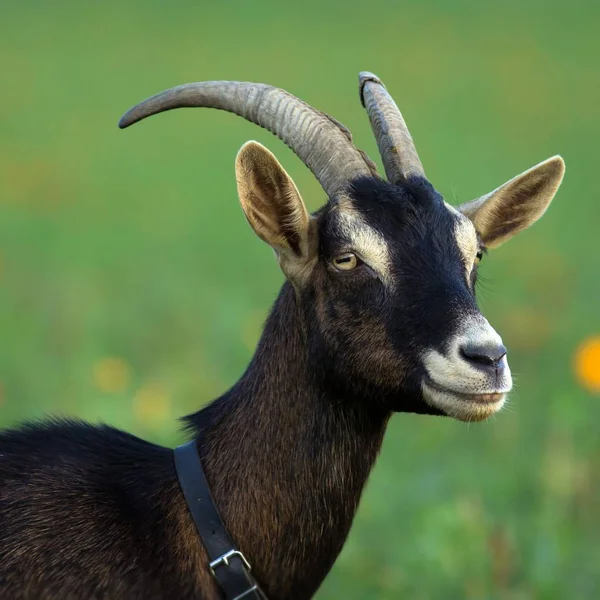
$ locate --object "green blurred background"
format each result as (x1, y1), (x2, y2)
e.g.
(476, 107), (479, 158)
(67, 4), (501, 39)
(1, 0), (599, 597)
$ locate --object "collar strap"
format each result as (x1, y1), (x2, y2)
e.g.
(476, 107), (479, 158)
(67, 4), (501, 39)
(174, 441), (267, 600)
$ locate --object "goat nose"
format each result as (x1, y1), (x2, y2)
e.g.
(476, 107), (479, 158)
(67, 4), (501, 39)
(460, 341), (507, 372)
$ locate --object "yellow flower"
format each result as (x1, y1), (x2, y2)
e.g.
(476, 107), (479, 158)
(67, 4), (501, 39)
(133, 383), (171, 424)
(574, 336), (600, 393)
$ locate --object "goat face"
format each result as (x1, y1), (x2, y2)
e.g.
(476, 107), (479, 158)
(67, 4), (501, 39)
(119, 76), (564, 421)
(235, 141), (565, 422)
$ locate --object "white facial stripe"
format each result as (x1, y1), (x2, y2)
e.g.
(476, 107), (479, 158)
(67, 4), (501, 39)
(455, 219), (479, 274)
(444, 201), (461, 216)
(445, 202), (479, 276)
(335, 203), (391, 284)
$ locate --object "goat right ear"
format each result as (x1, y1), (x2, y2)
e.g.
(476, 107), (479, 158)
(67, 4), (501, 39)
(458, 156), (565, 249)
(236, 141), (316, 275)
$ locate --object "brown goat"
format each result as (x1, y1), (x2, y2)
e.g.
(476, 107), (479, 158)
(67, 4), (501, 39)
(0, 73), (564, 599)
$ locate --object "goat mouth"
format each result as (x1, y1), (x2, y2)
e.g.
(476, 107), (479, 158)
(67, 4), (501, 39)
(421, 377), (507, 422)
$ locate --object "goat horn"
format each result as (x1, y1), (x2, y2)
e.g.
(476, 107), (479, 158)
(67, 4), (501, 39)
(119, 80), (380, 199)
(359, 72), (425, 183)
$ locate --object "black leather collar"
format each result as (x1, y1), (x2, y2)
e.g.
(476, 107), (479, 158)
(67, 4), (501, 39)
(174, 441), (267, 600)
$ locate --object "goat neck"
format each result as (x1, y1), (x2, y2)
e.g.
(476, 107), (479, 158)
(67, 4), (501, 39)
(183, 282), (391, 600)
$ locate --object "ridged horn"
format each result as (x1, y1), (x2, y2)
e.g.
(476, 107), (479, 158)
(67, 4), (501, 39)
(359, 72), (425, 183)
(119, 80), (380, 199)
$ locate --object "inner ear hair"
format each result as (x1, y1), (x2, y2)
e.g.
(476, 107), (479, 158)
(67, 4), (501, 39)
(235, 140), (312, 258)
(459, 155), (565, 249)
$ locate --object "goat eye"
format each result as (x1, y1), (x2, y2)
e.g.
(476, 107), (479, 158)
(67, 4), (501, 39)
(475, 250), (484, 265)
(332, 252), (358, 271)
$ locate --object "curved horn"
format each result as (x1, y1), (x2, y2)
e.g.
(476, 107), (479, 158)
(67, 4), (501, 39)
(119, 80), (379, 198)
(359, 72), (425, 183)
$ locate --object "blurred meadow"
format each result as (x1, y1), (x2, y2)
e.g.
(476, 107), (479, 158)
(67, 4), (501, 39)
(1, 0), (599, 597)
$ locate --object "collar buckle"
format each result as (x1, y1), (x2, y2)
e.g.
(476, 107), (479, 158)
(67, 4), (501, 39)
(210, 549), (252, 576)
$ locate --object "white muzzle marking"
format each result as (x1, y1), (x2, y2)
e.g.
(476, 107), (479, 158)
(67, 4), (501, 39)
(421, 315), (512, 421)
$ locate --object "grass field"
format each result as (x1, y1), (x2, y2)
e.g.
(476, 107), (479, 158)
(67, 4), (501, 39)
(1, 1), (599, 597)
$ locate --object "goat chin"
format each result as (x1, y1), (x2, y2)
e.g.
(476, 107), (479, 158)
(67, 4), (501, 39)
(421, 380), (507, 422)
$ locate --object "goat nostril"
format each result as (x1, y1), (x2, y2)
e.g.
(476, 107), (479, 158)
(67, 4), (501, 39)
(461, 342), (507, 368)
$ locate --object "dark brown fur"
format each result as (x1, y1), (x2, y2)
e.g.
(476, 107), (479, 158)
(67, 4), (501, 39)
(192, 285), (390, 598)
(0, 145), (563, 597)
(0, 284), (389, 599)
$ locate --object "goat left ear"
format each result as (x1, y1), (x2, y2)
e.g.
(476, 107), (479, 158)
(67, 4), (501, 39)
(235, 141), (317, 279)
(458, 156), (565, 248)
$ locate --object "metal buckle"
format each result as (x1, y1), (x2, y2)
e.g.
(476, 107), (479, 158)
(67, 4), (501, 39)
(209, 549), (252, 576)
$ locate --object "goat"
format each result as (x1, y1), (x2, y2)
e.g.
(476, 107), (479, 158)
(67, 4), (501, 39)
(0, 72), (564, 599)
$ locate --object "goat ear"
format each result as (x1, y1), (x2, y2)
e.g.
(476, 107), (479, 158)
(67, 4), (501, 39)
(236, 141), (315, 272)
(458, 156), (565, 249)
